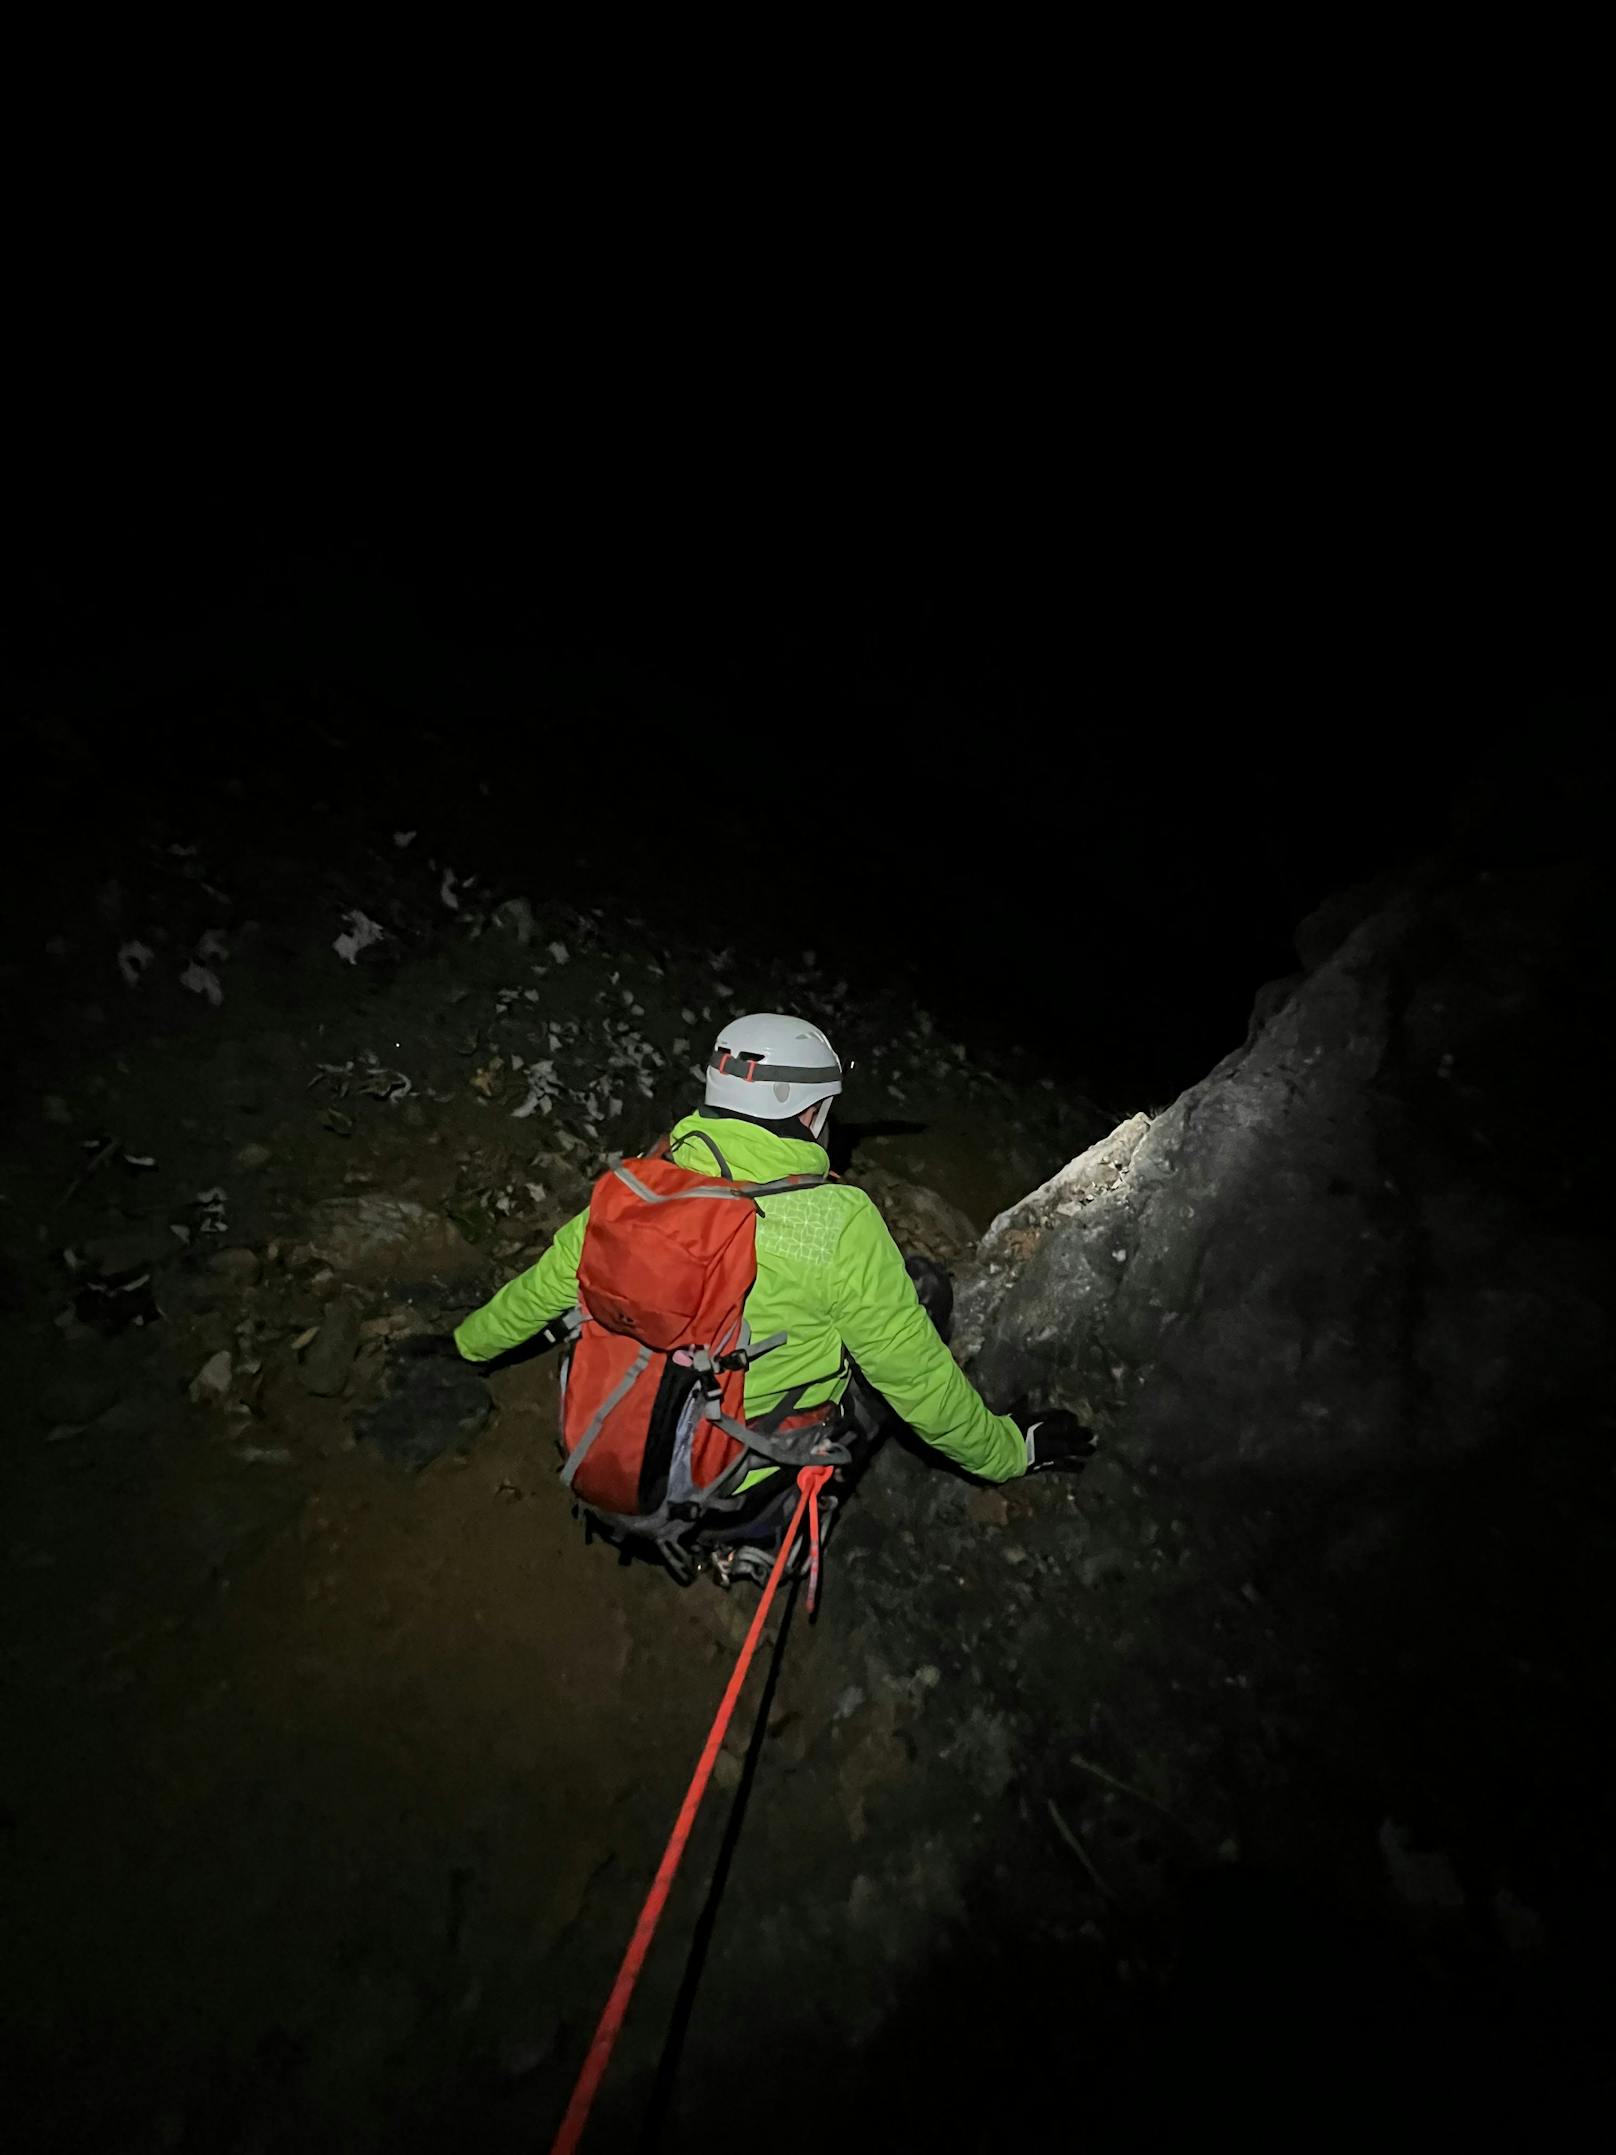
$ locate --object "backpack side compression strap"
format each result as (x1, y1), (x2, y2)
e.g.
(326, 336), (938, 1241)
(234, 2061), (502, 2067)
(560, 1343), (653, 1488)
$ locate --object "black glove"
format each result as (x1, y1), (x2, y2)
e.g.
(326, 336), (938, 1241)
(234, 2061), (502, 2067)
(1018, 1408), (1098, 1474)
(390, 1331), (461, 1362)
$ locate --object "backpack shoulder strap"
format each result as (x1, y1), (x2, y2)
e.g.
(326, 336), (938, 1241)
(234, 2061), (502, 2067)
(611, 1162), (753, 1205)
(674, 1128), (732, 1179)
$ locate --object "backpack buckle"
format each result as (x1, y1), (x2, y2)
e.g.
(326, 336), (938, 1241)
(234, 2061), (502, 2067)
(717, 1329), (788, 1373)
(686, 1346), (724, 1416)
(658, 1540), (697, 1588)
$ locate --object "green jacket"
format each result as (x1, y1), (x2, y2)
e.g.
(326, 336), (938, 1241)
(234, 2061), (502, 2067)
(454, 1110), (1026, 1483)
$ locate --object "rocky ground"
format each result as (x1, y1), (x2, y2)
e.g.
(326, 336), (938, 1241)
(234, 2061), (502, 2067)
(2, 811), (1604, 2149)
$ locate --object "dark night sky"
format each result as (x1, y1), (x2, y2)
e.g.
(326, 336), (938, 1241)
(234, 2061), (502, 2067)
(8, 523), (1597, 1099)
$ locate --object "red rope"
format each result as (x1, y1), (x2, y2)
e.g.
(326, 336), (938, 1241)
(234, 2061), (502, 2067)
(549, 1464), (834, 2155)
(801, 1464), (830, 1616)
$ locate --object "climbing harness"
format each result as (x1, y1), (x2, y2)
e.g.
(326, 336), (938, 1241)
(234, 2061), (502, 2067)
(707, 1484), (838, 1592)
(549, 1464), (834, 2155)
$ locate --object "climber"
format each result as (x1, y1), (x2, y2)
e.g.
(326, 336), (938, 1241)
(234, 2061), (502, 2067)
(415, 1014), (1093, 1585)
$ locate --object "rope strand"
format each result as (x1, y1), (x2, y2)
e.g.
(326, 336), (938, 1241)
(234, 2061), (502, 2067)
(549, 1465), (833, 2154)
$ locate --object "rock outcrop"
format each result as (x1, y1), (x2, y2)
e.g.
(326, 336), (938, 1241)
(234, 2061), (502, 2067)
(958, 848), (1611, 1474)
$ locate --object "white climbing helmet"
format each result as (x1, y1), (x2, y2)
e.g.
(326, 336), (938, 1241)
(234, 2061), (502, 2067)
(704, 1012), (843, 1132)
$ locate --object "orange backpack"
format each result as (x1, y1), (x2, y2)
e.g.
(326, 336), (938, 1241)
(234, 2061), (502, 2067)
(557, 1134), (851, 1560)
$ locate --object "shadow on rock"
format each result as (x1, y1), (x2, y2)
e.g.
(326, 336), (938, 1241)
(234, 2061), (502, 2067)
(359, 1358), (493, 1471)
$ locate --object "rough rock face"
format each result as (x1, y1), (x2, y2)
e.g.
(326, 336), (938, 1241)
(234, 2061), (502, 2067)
(304, 1194), (479, 1284)
(299, 1303), (362, 1396)
(79, 1223), (186, 1278)
(958, 851), (1612, 1473)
